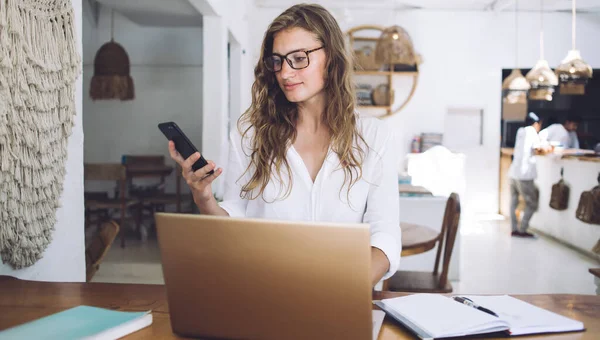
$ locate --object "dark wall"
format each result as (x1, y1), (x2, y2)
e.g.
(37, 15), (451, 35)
(501, 68), (600, 149)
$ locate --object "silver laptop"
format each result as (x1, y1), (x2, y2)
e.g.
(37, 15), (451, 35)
(155, 213), (373, 340)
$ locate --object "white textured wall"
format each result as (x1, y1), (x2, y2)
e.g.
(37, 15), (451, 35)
(0, 0), (85, 282)
(190, 0), (251, 198)
(201, 16), (229, 198)
(246, 6), (600, 215)
(82, 7), (203, 193)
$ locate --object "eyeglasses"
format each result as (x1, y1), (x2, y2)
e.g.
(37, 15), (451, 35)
(264, 46), (324, 72)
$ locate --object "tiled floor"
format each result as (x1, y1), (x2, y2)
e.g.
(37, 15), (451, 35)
(454, 215), (598, 295)
(91, 217), (599, 295)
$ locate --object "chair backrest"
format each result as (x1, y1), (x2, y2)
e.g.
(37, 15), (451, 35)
(122, 155), (165, 166)
(85, 220), (120, 282)
(84, 163), (128, 203)
(433, 193), (461, 288)
(84, 163), (126, 181)
(122, 155), (169, 192)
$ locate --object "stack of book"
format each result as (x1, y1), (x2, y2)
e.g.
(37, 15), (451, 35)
(356, 84), (373, 106)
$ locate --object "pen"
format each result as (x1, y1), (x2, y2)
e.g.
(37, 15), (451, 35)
(452, 296), (499, 317)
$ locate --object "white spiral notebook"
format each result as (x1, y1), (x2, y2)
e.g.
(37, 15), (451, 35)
(374, 294), (584, 339)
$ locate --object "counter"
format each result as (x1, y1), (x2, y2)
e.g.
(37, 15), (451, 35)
(530, 154), (600, 260)
(500, 148), (600, 259)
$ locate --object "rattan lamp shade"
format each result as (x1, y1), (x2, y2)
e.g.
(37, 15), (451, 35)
(526, 0), (557, 101)
(502, 69), (530, 104)
(89, 40), (135, 100)
(555, 0), (592, 95)
(555, 50), (593, 95)
(526, 60), (558, 101)
(374, 25), (421, 68)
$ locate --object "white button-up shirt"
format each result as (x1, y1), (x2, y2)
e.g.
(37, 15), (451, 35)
(218, 115), (401, 279)
(539, 123), (579, 149)
(508, 126), (541, 180)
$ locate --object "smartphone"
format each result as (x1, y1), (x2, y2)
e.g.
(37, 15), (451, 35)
(158, 122), (214, 175)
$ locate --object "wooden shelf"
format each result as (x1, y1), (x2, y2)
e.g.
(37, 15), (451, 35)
(347, 25), (420, 117)
(354, 70), (418, 76)
(357, 105), (391, 109)
(352, 37), (379, 42)
(354, 71), (389, 76)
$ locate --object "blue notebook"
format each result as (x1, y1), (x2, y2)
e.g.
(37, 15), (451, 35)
(0, 306), (153, 340)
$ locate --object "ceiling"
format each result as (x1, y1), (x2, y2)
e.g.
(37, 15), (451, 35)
(90, 0), (203, 27)
(255, 0), (600, 12)
(85, 0), (600, 29)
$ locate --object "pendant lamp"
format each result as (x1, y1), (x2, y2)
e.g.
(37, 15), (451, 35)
(502, 0), (529, 104)
(555, 0), (592, 95)
(526, 0), (558, 101)
(89, 10), (135, 100)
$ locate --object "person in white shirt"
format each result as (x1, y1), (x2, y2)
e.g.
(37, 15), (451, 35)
(508, 112), (546, 238)
(167, 4), (401, 287)
(539, 115), (581, 149)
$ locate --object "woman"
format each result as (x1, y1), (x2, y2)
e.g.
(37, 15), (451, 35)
(508, 112), (544, 238)
(168, 4), (400, 286)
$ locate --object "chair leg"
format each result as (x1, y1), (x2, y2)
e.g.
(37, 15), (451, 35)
(382, 279), (390, 291)
(135, 204), (142, 238)
(120, 209), (126, 248)
(96, 211), (103, 232)
(151, 205), (157, 228)
(120, 229), (126, 248)
(85, 208), (90, 228)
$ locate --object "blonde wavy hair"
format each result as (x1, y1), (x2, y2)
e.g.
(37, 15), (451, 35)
(239, 3), (366, 201)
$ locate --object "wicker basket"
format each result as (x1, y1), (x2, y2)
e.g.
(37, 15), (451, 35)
(371, 84), (393, 106)
(576, 173), (600, 225)
(375, 25), (421, 67)
(354, 46), (381, 71)
(549, 169), (569, 211)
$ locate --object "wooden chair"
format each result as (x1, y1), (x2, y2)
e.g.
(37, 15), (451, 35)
(383, 193), (461, 293)
(84, 191), (110, 229)
(123, 155), (192, 215)
(85, 220), (119, 282)
(84, 163), (141, 248)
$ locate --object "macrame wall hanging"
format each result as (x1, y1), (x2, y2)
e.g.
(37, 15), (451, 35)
(0, 0), (81, 269)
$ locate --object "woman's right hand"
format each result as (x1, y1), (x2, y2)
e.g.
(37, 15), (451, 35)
(168, 141), (223, 204)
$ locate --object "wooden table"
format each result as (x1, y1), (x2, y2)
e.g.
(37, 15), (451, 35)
(126, 165), (174, 179)
(1, 277), (598, 339)
(400, 222), (440, 257)
(590, 268), (600, 295)
(398, 184), (432, 197)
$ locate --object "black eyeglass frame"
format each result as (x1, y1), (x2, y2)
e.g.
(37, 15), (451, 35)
(264, 46), (324, 72)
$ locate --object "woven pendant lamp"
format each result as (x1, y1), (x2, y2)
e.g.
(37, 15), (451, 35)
(90, 10), (134, 100)
(555, 0), (592, 95)
(503, 0), (529, 104)
(526, 0), (558, 101)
